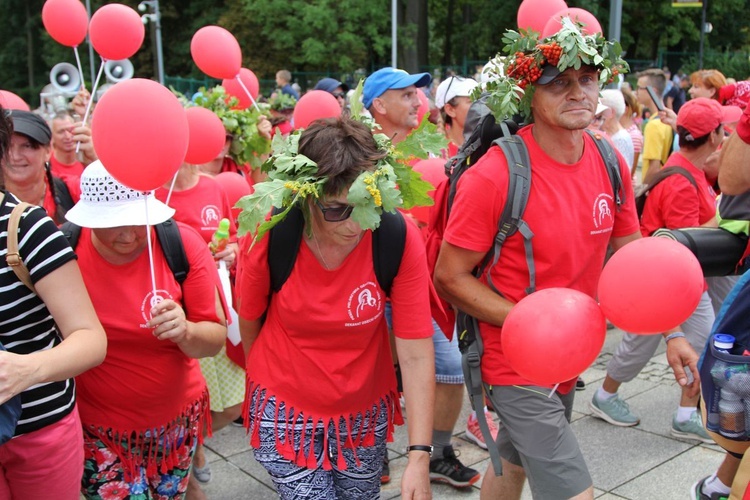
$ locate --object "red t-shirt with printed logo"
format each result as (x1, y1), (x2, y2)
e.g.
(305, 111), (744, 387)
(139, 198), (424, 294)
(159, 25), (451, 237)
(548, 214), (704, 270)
(640, 151), (717, 236)
(444, 125), (640, 393)
(237, 220), (432, 467)
(155, 175), (237, 244)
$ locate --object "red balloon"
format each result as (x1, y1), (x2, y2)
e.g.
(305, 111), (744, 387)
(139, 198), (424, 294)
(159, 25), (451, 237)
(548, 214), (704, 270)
(598, 237), (704, 334)
(517, 0), (568, 34)
(502, 288), (606, 386)
(185, 107), (226, 165)
(91, 79), (189, 192)
(541, 8), (603, 38)
(292, 90), (341, 130)
(0, 90), (30, 111)
(407, 158), (446, 225)
(215, 172), (252, 223)
(89, 3), (145, 60)
(222, 68), (260, 110)
(191, 26), (242, 80)
(42, 0), (89, 47)
(416, 88), (430, 123)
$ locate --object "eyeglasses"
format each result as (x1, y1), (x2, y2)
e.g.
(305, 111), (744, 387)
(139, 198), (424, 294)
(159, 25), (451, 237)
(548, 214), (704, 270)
(315, 200), (354, 222)
(637, 86), (648, 91)
(332, 92), (346, 99)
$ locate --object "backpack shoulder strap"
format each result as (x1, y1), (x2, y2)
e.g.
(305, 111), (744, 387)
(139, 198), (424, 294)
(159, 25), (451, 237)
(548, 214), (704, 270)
(6, 199), (36, 293)
(586, 130), (624, 209)
(372, 210), (406, 297)
(650, 166), (698, 190)
(268, 206), (305, 293)
(155, 219), (189, 285)
(49, 173), (75, 225)
(59, 221), (82, 248)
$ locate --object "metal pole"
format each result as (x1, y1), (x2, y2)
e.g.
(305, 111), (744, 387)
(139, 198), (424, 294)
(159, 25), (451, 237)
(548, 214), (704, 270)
(698, 0), (708, 69)
(153, 1), (165, 85)
(608, 0), (623, 41)
(391, 0), (397, 67)
(85, 0), (96, 87)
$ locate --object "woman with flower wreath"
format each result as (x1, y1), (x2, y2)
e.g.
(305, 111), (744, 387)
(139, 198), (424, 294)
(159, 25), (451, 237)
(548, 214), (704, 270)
(236, 116), (435, 499)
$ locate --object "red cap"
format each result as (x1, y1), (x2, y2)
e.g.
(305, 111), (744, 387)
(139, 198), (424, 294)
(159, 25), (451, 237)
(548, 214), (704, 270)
(676, 97), (736, 140)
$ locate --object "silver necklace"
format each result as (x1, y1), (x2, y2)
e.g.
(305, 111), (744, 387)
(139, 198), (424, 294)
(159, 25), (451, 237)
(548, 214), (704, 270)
(311, 232), (331, 270)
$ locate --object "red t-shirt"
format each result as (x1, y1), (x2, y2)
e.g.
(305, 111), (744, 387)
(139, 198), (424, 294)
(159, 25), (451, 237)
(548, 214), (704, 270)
(75, 223), (222, 432)
(237, 221), (432, 467)
(155, 175), (237, 244)
(640, 152), (717, 236)
(49, 155), (85, 181)
(444, 126), (640, 393)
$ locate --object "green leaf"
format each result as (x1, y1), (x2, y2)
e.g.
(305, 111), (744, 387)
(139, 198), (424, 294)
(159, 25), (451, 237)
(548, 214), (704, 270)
(394, 116), (449, 160)
(350, 205), (383, 231)
(348, 79), (365, 119)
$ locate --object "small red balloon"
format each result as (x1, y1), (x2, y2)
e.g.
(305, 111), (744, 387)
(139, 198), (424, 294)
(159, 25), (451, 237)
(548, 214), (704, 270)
(292, 90), (341, 130)
(185, 107), (226, 165)
(191, 26), (242, 80)
(0, 90), (30, 111)
(541, 8), (603, 38)
(406, 158), (445, 226)
(42, 0), (89, 47)
(89, 3), (145, 60)
(598, 237), (704, 334)
(215, 172), (252, 223)
(222, 68), (260, 110)
(517, 0), (568, 34)
(502, 288), (606, 386)
(416, 88), (430, 124)
(92, 79), (189, 192)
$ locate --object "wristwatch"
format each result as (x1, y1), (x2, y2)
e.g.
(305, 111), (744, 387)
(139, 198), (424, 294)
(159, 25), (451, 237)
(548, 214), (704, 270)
(406, 445), (433, 457)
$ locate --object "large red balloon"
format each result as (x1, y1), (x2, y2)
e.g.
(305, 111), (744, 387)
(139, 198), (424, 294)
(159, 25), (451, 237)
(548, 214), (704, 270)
(598, 238), (703, 334)
(406, 158), (446, 225)
(92, 79), (189, 192)
(502, 288), (606, 386)
(215, 172), (252, 224)
(185, 107), (226, 165)
(293, 90), (341, 130)
(541, 8), (603, 38)
(191, 26), (242, 80)
(0, 90), (30, 111)
(42, 0), (89, 47)
(89, 3), (145, 60)
(517, 0), (568, 34)
(222, 68), (260, 110)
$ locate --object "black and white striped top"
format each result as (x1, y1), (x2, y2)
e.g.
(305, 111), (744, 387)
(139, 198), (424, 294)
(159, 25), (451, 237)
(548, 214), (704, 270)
(0, 192), (77, 436)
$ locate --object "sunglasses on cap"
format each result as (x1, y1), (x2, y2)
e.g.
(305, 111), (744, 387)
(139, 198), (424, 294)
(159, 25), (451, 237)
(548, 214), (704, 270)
(315, 200), (354, 222)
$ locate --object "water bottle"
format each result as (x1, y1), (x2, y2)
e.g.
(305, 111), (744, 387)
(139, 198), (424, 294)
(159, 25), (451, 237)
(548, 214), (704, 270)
(708, 335), (740, 427)
(714, 334), (736, 353)
(209, 218), (230, 254)
(719, 388), (745, 438)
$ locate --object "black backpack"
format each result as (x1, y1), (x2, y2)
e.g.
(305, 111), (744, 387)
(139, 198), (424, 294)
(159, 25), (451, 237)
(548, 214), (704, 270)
(635, 166), (697, 219)
(60, 218), (189, 285)
(266, 205), (406, 296)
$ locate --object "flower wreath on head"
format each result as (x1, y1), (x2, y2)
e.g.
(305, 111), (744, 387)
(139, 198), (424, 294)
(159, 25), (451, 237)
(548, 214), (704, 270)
(477, 17), (629, 122)
(236, 81), (447, 244)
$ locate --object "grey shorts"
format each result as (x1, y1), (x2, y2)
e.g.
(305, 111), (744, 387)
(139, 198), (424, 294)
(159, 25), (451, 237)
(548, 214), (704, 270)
(484, 384), (592, 499)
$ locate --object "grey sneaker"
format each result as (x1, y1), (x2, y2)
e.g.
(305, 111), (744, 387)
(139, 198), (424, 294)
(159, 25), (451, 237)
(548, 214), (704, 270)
(671, 411), (713, 443)
(691, 476), (729, 499)
(589, 393), (640, 426)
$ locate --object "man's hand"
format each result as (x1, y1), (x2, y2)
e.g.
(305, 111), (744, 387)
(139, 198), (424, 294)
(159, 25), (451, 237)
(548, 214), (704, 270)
(71, 121), (97, 165)
(665, 336), (700, 397)
(71, 87), (92, 121)
(400, 454), (432, 499)
(257, 115), (272, 140)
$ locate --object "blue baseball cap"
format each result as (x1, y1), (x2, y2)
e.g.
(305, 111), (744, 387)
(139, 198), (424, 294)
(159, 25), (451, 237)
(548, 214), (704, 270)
(314, 77), (349, 94)
(363, 68), (432, 109)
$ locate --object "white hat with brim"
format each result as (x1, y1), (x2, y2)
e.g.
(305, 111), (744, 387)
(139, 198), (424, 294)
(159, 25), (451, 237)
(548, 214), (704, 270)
(65, 160), (175, 229)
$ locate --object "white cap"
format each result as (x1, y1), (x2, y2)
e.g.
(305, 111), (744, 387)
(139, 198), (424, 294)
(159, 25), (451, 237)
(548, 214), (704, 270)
(435, 76), (479, 109)
(595, 101), (610, 116)
(480, 56), (505, 87)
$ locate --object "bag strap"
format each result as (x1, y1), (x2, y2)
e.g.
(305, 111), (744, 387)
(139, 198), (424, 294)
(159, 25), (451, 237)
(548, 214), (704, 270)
(155, 219), (189, 285)
(372, 210), (406, 297)
(268, 206), (305, 293)
(6, 199), (36, 293)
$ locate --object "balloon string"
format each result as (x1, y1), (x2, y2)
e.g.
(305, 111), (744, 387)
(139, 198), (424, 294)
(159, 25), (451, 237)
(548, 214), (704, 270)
(165, 171), (178, 207)
(548, 383), (560, 398)
(76, 59), (104, 153)
(144, 195), (158, 300)
(235, 75), (261, 113)
(73, 46), (86, 91)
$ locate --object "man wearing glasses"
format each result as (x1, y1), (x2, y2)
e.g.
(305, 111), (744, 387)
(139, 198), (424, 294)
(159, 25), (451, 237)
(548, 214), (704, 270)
(313, 77), (349, 111)
(636, 68), (675, 185)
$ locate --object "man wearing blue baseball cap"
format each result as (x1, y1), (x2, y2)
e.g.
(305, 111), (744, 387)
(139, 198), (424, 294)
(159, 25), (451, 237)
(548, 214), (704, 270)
(363, 67), (431, 144)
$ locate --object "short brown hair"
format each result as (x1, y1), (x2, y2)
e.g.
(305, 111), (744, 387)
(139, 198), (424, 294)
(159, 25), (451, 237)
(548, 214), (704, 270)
(637, 68), (667, 95)
(298, 117), (387, 197)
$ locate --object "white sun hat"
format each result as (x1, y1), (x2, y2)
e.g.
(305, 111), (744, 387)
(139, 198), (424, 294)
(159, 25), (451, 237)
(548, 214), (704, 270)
(65, 160), (175, 228)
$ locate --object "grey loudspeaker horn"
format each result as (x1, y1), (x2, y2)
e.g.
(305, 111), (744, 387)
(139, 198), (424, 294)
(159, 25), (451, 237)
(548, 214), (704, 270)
(104, 59), (134, 83)
(50, 62), (80, 95)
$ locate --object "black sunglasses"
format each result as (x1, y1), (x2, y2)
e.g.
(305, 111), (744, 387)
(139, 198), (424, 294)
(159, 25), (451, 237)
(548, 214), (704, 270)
(315, 200), (354, 222)
(332, 92), (346, 99)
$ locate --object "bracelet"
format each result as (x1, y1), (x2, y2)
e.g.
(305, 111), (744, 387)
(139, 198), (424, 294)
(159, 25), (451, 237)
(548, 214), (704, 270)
(406, 445), (433, 457)
(665, 332), (686, 342)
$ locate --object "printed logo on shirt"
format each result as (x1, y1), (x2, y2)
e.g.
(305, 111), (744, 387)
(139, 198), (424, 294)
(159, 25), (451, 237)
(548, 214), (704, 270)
(139, 289), (175, 328)
(591, 193), (614, 235)
(345, 281), (383, 327)
(201, 205), (222, 229)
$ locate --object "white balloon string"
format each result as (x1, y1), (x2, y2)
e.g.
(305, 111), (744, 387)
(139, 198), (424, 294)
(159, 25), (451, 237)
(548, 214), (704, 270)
(144, 195), (158, 300)
(73, 46), (86, 90)
(235, 75), (261, 112)
(165, 171), (178, 207)
(76, 59), (104, 153)
(548, 383), (560, 398)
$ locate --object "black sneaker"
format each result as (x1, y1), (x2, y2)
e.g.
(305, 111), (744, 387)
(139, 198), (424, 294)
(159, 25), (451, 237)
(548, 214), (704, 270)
(429, 445), (480, 488)
(231, 416), (244, 427)
(381, 453), (390, 484)
(576, 377), (586, 391)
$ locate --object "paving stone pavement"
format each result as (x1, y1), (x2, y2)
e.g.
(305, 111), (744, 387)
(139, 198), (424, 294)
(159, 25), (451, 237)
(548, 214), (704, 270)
(195, 328), (728, 499)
